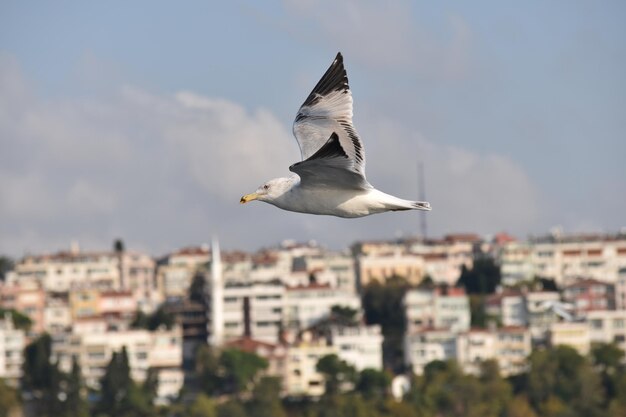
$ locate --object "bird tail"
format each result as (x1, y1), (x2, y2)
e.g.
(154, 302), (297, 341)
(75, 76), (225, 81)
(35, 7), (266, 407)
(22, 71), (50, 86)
(411, 201), (431, 211)
(385, 196), (432, 212)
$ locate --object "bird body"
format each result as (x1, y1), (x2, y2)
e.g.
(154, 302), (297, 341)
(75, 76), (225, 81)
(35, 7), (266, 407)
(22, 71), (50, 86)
(255, 175), (428, 218)
(241, 52), (431, 217)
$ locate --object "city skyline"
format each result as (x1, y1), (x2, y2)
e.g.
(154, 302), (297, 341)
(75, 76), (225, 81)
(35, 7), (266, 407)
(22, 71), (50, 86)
(1, 1), (625, 257)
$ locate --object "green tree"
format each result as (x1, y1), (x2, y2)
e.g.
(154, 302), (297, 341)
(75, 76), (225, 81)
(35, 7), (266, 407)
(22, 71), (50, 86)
(97, 347), (154, 417)
(97, 348), (132, 416)
(469, 295), (488, 328)
(189, 393), (216, 417)
(316, 354), (357, 396)
(420, 360), (485, 417)
(219, 348), (268, 395)
(217, 400), (248, 417)
(195, 344), (220, 395)
(506, 396), (538, 417)
(526, 346), (605, 417)
(130, 306), (174, 331)
(189, 272), (208, 305)
(330, 305), (358, 323)
(479, 360), (512, 417)
(591, 342), (625, 401)
(456, 257), (501, 294)
(63, 357), (89, 417)
(0, 308), (32, 331)
(608, 371), (626, 416)
(23, 333), (54, 391)
(361, 276), (410, 371)
(0, 378), (19, 417)
(0, 256), (13, 281)
(355, 368), (390, 400)
(247, 376), (286, 417)
(22, 334), (90, 417)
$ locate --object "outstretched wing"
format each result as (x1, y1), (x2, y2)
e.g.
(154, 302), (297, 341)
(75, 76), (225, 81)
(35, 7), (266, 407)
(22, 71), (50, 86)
(289, 132), (371, 190)
(292, 52), (366, 179)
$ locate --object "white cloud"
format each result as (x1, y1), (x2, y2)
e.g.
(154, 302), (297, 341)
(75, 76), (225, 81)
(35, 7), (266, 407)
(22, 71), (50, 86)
(0, 56), (541, 256)
(282, 0), (473, 78)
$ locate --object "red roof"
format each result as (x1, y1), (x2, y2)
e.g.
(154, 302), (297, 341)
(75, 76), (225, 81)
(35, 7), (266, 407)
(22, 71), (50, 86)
(225, 336), (278, 353)
(172, 246), (210, 256)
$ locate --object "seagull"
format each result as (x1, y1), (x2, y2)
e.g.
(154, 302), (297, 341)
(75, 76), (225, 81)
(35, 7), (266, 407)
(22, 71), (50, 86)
(240, 52), (431, 218)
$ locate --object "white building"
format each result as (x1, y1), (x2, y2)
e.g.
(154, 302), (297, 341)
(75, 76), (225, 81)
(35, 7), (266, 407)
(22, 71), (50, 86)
(616, 270), (626, 310)
(52, 326), (183, 403)
(284, 334), (338, 397)
(409, 234), (478, 286)
(284, 283), (361, 331)
(454, 326), (531, 377)
(497, 233), (626, 286)
(156, 246), (210, 299)
(495, 327), (532, 376)
(485, 291), (526, 327)
(10, 248), (155, 294)
(222, 281), (284, 343)
(524, 291), (564, 340)
(587, 310), (626, 353)
(356, 251), (424, 288)
(404, 329), (457, 375)
(0, 315), (25, 386)
(404, 287), (470, 333)
(549, 322), (591, 355)
(43, 293), (72, 334)
(330, 324), (383, 371)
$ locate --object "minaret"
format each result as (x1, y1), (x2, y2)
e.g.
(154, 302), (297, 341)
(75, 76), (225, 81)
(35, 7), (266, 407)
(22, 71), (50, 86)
(210, 236), (224, 346)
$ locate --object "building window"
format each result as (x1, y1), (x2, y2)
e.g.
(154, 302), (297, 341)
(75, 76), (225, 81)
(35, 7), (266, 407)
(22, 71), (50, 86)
(591, 319), (604, 329)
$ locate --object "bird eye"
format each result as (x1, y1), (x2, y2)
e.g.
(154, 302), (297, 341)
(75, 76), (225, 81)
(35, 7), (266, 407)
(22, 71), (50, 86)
(263, 184), (269, 190)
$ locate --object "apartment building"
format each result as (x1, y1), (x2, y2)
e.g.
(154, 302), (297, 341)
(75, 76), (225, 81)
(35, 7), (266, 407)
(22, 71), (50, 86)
(9, 248), (155, 293)
(453, 326), (531, 377)
(43, 292), (72, 333)
(283, 283), (361, 331)
(222, 280), (285, 343)
(52, 325), (183, 403)
(0, 315), (25, 386)
(0, 281), (46, 334)
(563, 278), (615, 316)
(498, 233), (626, 286)
(403, 329), (457, 375)
(549, 322), (591, 355)
(587, 310), (626, 353)
(409, 234), (478, 285)
(224, 336), (288, 384)
(156, 246), (210, 299)
(495, 326), (532, 376)
(616, 271), (626, 310)
(329, 324), (383, 371)
(356, 251), (424, 288)
(404, 286), (470, 333)
(284, 333), (338, 397)
(485, 291), (526, 327)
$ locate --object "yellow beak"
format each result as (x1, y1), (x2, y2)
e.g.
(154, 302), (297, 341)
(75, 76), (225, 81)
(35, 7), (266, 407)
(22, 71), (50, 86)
(240, 193), (259, 204)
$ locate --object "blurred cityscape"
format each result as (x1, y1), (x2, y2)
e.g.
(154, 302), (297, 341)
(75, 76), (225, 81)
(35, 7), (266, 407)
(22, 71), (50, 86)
(1, 228), (626, 416)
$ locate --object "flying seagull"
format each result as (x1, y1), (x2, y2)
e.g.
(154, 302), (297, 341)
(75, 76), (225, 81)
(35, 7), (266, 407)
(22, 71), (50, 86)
(240, 52), (431, 218)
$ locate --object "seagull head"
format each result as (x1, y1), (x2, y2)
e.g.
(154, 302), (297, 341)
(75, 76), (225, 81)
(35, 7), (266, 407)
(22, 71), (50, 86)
(240, 177), (294, 205)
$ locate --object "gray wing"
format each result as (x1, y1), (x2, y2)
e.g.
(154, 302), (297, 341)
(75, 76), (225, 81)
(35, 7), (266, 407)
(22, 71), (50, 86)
(289, 132), (371, 190)
(292, 53), (366, 180)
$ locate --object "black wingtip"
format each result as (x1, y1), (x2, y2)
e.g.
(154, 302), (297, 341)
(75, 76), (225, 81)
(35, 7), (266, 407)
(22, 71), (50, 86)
(302, 53), (349, 107)
(290, 132), (347, 173)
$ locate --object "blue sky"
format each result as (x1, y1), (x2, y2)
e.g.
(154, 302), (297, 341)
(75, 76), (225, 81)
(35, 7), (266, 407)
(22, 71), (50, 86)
(1, 1), (625, 256)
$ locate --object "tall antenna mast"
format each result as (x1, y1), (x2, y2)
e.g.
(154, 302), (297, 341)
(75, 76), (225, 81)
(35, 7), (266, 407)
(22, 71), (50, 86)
(418, 161), (428, 239)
